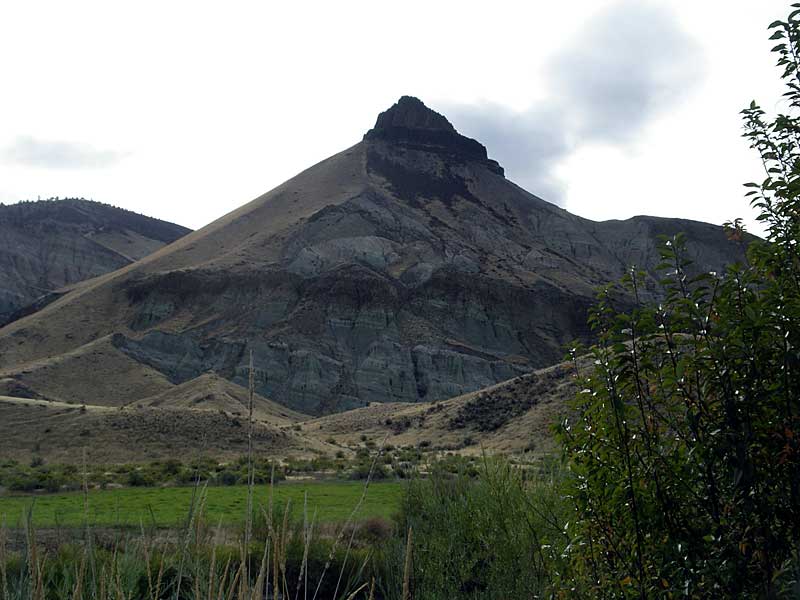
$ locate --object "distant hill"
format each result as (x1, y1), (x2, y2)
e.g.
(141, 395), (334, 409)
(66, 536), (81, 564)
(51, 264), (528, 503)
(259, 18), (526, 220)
(0, 198), (190, 324)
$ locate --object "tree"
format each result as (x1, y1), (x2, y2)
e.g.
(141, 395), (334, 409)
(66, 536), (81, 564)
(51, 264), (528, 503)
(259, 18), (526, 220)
(557, 6), (800, 598)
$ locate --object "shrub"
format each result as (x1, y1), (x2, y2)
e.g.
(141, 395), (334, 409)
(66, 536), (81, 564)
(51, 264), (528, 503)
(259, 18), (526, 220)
(162, 459), (181, 475)
(127, 469), (152, 487)
(217, 470), (238, 486)
(348, 463), (388, 481)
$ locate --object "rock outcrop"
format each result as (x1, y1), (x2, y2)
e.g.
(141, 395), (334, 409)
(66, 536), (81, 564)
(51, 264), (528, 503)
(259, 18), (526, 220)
(364, 96), (504, 175)
(0, 99), (748, 415)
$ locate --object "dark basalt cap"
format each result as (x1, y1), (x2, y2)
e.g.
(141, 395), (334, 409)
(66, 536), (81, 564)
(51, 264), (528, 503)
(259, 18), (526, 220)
(364, 96), (504, 176)
(369, 96), (457, 133)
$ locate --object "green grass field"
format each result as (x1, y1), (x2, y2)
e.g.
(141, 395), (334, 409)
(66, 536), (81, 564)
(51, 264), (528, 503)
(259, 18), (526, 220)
(0, 480), (403, 528)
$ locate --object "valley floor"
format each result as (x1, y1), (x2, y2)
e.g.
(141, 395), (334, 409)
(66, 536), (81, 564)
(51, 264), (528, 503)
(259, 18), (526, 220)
(0, 480), (402, 528)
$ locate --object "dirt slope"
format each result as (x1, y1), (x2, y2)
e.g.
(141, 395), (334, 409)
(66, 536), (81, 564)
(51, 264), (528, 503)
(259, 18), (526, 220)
(0, 395), (330, 464)
(135, 373), (307, 425)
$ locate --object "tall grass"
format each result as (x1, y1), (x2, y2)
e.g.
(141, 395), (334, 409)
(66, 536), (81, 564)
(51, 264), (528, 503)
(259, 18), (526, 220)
(1, 450), (576, 599)
(0, 437), (405, 600)
(0, 493), (388, 599)
(382, 456), (571, 599)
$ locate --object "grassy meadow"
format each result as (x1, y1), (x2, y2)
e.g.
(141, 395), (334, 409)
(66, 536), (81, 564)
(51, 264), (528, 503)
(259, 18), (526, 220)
(0, 458), (567, 600)
(0, 480), (402, 528)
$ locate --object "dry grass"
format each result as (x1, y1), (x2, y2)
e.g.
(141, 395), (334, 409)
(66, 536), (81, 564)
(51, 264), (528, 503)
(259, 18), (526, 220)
(0, 355), (585, 466)
(401, 527), (412, 600)
(0, 335), (174, 407)
(132, 373), (307, 425)
(0, 396), (332, 464)
(301, 356), (590, 458)
(0, 351), (590, 471)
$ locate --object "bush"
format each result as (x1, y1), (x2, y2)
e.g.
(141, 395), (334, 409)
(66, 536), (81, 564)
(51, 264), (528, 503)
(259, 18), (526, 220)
(161, 459), (181, 475)
(359, 516), (393, 546)
(127, 469), (152, 487)
(348, 463), (389, 481)
(217, 470), (238, 486)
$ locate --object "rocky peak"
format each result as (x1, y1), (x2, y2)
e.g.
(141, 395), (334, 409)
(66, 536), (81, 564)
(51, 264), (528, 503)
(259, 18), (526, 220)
(369, 96), (456, 133)
(364, 96), (504, 176)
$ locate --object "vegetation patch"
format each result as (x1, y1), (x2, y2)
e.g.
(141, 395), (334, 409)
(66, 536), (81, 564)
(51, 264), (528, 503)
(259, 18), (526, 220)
(0, 480), (402, 529)
(447, 368), (569, 432)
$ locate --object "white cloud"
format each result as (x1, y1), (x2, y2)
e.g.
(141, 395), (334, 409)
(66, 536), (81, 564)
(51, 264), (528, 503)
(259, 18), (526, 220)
(3, 136), (126, 169)
(446, 0), (705, 206)
(549, 0), (703, 143)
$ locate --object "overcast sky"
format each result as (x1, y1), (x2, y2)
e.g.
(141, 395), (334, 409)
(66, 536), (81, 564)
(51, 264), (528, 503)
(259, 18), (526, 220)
(0, 1), (790, 234)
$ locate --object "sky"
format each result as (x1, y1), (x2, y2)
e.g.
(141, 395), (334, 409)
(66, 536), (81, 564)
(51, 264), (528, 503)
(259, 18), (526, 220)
(0, 1), (791, 234)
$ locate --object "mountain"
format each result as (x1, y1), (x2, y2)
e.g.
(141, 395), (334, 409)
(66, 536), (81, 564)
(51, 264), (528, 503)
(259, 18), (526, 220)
(0, 198), (190, 324)
(0, 97), (747, 416)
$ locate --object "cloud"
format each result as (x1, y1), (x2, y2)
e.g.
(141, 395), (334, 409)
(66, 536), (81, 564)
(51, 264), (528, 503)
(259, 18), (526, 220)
(445, 0), (704, 205)
(549, 1), (703, 144)
(2, 136), (126, 169)
(448, 103), (571, 202)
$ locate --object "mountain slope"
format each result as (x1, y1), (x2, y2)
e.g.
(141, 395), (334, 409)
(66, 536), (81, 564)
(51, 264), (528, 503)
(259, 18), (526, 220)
(0, 395), (329, 464)
(0, 97), (747, 415)
(0, 198), (190, 324)
(301, 354), (592, 456)
(135, 373), (307, 425)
